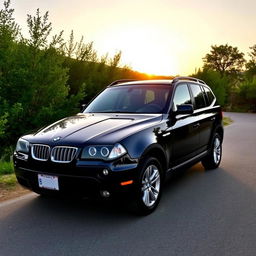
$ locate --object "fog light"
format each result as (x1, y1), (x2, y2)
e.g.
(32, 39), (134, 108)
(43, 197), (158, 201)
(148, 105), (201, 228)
(102, 169), (109, 176)
(101, 190), (110, 198)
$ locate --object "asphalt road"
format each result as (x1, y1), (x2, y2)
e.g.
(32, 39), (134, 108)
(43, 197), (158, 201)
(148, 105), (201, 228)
(1, 112), (256, 256)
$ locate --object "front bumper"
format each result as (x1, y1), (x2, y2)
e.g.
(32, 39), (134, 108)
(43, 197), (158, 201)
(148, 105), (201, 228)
(13, 153), (139, 198)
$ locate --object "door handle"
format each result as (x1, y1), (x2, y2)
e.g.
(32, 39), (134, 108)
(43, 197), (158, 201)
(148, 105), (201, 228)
(193, 123), (200, 128)
(210, 117), (216, 121)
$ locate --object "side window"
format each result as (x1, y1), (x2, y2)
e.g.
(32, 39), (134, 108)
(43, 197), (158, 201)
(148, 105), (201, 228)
(190, 83), (206, 109)
(204, 86), (215, 105)
(173, 84), (192, 109)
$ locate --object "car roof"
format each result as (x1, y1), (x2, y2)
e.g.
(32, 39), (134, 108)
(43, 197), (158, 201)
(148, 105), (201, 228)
(109, 77), (207, 87)
(110, 80), (174, 87)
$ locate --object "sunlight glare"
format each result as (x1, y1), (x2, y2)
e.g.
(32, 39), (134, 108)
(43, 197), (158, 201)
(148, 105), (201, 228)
(96, 24), (180, 75)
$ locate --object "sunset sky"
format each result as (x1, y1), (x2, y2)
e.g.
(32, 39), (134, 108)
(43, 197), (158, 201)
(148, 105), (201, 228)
(12, 0), (256, 76)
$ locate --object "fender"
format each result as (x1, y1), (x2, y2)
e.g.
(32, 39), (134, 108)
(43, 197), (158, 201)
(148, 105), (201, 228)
(120, 126), (168, 169)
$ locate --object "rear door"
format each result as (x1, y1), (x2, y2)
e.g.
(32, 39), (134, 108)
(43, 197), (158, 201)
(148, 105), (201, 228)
(188, 83), (216, 153)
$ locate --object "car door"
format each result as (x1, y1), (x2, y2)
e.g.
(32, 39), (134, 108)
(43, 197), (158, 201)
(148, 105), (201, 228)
(167, 83), (200, 167)
(188, 83), (216, 153)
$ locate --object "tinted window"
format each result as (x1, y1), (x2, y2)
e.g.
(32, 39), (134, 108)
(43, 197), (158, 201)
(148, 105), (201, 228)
(190, 83), (206, 109)
(173, 84), (192, 109)
(204, 86), (215, 105)
(145, 90), (155, 104)
(84, 85), (171, 113)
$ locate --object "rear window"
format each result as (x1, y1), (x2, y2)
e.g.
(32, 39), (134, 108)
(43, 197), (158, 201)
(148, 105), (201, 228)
(203, 86), (215, 105)
(189, 83), (207, 109)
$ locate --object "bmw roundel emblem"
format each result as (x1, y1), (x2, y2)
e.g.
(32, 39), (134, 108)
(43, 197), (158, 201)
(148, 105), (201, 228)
(53, 136), (61, 142)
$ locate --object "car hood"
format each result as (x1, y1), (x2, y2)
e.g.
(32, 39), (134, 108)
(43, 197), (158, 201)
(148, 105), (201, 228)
(25, 113), (163, 146)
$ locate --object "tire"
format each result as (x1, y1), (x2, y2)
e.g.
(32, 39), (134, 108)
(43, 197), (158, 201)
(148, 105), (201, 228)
(132, 157), (163, 215)
(202, 133), (222, 170)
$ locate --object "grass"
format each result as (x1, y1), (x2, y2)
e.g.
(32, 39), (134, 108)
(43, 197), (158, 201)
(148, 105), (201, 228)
(0, 174), (17, 188)
(0, 160), (14, 175)
(0, 160), (16, 188)
(223, 116), (233, 126)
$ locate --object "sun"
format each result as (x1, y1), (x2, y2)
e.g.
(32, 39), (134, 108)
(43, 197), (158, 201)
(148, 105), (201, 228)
(95, 25), (179, 76)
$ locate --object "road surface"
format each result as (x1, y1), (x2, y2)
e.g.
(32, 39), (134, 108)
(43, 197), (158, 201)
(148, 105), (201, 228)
(1, 112), (256, 256)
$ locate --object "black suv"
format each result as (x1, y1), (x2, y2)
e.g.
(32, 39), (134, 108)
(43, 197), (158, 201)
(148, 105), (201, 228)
(14, 77), (223, 214)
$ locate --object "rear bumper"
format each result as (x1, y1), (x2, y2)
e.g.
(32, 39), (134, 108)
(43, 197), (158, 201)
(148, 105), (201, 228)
(14, 154), (139, 199)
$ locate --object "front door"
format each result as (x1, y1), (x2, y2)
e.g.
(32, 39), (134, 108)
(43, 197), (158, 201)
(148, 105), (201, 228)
(167, 83), (200, 167)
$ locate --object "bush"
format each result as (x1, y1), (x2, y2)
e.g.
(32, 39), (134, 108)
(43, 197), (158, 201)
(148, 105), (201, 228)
(0, 160), (14, 175)
(238, 78), (256, 112)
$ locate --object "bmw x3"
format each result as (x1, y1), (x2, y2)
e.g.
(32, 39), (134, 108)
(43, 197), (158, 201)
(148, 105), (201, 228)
(14, 77), (224, 214)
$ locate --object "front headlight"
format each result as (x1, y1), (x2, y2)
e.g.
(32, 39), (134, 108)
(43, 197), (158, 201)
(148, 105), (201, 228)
(16, 138), (30, 153)
(108, 144), (127, 159)
(81, 143), (127, 160)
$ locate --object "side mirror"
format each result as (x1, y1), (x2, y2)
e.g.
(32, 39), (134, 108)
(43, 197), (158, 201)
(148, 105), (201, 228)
(175, 104), (194, 115)
(81, 104), (87, 112)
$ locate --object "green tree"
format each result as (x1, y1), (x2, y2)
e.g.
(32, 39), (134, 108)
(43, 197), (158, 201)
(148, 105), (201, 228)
(62, 32), (125, 103)
(0, 112), (8, 138)
(0, 3), (84, 154)
(63, 31), (96, 95)
(0, 0), (19, 144)
(203, 44), (245, 76)
(245, 45), (256, 78)
(239, 78), (256, 111)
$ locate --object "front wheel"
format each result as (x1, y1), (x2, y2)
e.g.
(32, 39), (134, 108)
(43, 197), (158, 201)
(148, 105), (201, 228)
(202, 133), (222, 170)
(132, 157), (163, 215)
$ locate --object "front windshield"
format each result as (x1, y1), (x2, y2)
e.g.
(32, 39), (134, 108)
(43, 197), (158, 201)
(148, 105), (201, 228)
(84, 85), (171, 114)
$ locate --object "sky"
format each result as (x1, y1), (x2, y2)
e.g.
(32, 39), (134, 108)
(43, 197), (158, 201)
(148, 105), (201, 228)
(11, 0), (256, 76)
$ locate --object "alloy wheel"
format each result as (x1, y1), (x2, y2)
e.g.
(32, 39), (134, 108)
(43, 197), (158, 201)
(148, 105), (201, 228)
(213, 137), (221, 164)
(141, 164), (161, 207)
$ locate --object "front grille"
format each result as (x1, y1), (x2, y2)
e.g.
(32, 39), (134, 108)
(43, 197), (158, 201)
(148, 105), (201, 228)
(31, 144), (50, 161)
(51, 146), (78, 163)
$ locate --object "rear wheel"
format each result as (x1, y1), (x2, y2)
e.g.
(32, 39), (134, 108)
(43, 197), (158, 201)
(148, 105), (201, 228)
(132, 157), (163, 215)
(202, 133), (222, 170)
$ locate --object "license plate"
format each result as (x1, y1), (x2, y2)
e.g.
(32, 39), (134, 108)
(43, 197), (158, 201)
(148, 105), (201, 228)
(38, 174), (59, 190)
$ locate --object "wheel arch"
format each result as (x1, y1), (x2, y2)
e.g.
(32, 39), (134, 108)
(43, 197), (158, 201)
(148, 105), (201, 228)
(140, 144), (168, 178)
(214, 124), (224, 142)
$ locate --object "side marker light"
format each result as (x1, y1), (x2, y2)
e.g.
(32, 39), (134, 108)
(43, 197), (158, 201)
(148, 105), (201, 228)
(120, 180), (134, 186)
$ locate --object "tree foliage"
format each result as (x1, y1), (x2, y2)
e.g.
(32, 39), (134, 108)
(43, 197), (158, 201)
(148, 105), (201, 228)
(203, 44), (245, 76)
(199, 44), (256, 111)
(245, 45), (256, 78)
(0, 0), (19, 40)
(238, 78), (256, 111)
(0, 2), (85, 155)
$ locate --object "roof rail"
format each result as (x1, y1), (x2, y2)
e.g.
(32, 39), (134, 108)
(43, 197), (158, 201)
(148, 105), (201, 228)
(108, 79), (138, 87)
(172, 76), (206, 85)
